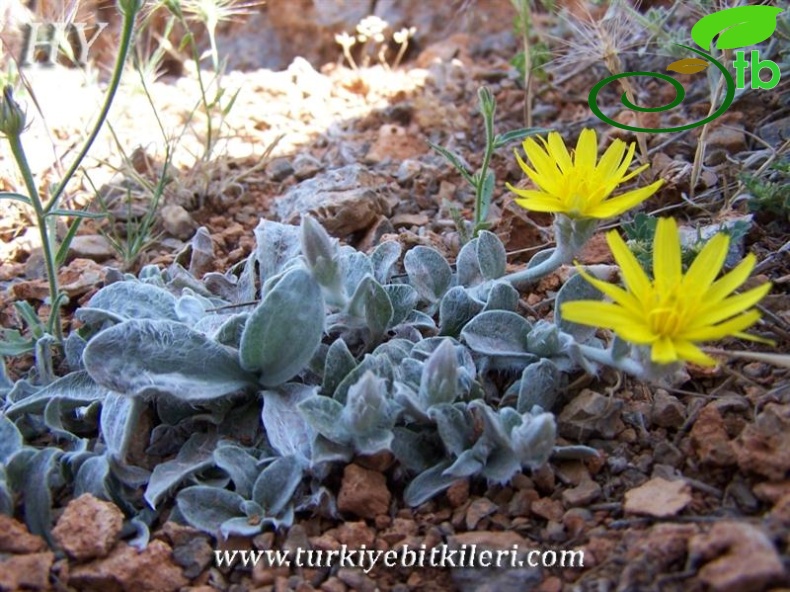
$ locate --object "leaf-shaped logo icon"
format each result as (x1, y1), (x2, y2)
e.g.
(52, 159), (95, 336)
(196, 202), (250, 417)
(667, 57), (709, 74)
(691, 5), (783, 51)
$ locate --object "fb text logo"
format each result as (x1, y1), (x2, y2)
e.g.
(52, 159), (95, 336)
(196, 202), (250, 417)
(589, 5), (784, 133)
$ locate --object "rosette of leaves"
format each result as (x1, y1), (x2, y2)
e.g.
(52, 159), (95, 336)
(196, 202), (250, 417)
(0, 214), (594, 545)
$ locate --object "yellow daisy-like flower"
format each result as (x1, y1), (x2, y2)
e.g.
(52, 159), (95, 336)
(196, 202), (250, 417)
(560, 217), (771, 366)
(506, 128), (664, 219)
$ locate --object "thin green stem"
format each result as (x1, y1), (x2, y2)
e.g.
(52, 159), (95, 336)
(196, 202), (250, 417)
(47, 3), (139, 211)
(7, 134), (63, 341)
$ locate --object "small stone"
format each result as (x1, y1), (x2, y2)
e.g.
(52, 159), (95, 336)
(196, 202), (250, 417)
(336, 568), (376, 592)
(508, 489), (538, 518)
(530, 498), (564, 522)
(332, 521), (375, 548)
(267, 157), (295, 182)
(447, 530), (527, 551)
(0, 551), (54, 590)
(562, 478), (602, 508)
(651, 389), (685, 429)
(734, 403), (790, 481)
(172, 536), (214, 579)
(465, 498), (498, 530)
(292, 154), (323, 181)
(706, 124), (746, 153)
(68, 540), (188, 591)
(562, 508), (592, 537)
(558, 389), (625, 440)
(275, 165), (390, 236)
(690, 521), (785, 592)
(320, 576), (347, 592)
(396, 159), (422, 184)
(391, 213), (430, 228)
(68, 234), (115, 263)
(52, 493), (124, 561)
(446, 479), (470, 508)
(0, 515), (47, 553)
(690, 404), (737, 466)
(161, 204), (197, 240)
(337, 464), (391, 519)
(624, 477), (692, 518)
(365, 124), (427, 163)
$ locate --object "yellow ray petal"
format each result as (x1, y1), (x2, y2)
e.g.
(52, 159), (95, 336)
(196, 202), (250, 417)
(547, 132), (573, 173)
(596, 139), (627, 179)
(574, 128), (598, 172)
(692, 283), (771, 327)
(703, 254), (756, 304)
(672, 340), (717, 366)
(588, 181), (662, 219)
(612, 141), (637, 180)
(575, 266), (645, 316)
(682, 232), (729, 294)
(559, 300), (641, 329)
(523, 137), (561, 180)
(681, 309), (762, 341)
(606, 230), (651, 303)
(651, 336), (678, 364)
(653, 217), (682, 288)
(613, 323), (658, 344)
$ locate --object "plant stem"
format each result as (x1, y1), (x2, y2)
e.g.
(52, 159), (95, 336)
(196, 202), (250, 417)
(576, 343), (647, 379)
(7, 134), (62, 341)
(47, 3), (139, 211)
(502, 215), (595, 290)
(690, 49), (730, 199)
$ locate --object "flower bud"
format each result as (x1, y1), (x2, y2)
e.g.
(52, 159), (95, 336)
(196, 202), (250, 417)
(0, 86), (27, 138)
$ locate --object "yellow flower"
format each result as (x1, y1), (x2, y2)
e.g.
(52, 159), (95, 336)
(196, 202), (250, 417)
(560, 217), (771, 366)
(506, 128), (663, 219)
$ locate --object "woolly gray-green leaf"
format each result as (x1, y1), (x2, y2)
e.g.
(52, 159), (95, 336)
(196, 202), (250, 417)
(404, 246), (453, 304)
(0, 415), (23, 464)
(22, 447), (63, 545)
(254, 219), (302, 282)
(461, 310), (533, 357)
(384, 284), (419, 327)
(456, 238), (483, 288)
(554, 272), (604, 342)
(297, 396), (349, 444)
(252, 455), (303, 516)
(213, 445), (259, 499)
(176, 486), (245, 538)
(240, 267), (325, 387)
(511, 413), (556, 469)
(429, 403), (475, 457)
(371, 241), (401, 284)
(322, 339), (357, 398)
(5, 371), (110, 419)
(404, 460), (456, 507)
(144, 432), (218, 508)
(476, 231), (506, 280)
(419, 340), (459, 408)
(82, 280), (179, 322)
(84, 320), (255, 401)
(517, 359), (560, 413)
(438, 286), (483, 337)
(101, 394), (144, 462)
(482, 281), (519, 313)
(262, 384), (316, 464)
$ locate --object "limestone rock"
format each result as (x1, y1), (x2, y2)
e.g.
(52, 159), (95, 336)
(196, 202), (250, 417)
(52, 493), (124, 561)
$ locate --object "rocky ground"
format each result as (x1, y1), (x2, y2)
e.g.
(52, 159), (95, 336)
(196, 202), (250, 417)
(0, 1), (789, 591)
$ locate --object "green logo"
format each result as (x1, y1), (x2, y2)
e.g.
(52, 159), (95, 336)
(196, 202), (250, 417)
(589, 5), (784, 133)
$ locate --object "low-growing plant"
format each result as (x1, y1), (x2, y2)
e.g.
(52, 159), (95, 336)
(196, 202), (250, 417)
(0, 122), (772, 548)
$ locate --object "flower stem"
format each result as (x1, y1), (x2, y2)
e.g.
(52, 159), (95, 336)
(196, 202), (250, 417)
(7, 134), (63, 342)
(576, 343), (647, 379)
(503, 215), (595, 290)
